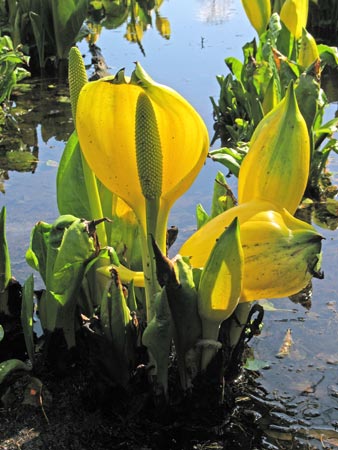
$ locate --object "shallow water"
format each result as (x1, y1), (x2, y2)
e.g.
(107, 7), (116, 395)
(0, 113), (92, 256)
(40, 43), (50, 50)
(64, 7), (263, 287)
(1, 0), (338, 447)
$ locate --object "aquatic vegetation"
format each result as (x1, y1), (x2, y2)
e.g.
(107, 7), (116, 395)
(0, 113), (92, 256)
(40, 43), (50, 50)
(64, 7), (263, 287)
(3, 0), (88, 70)
(15, 44), (323, 401)
(0, 35), (29, 104)
(210, 7), (338, 200)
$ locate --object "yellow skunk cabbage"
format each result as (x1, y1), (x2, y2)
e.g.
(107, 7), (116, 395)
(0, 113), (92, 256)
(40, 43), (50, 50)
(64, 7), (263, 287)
(299, 28), (320, 68)
(76, 63), (209, 320)
(238, 82), (310, 215)
(179, 200), (322, 302)
(241, 0), (271, 36)
(76, 63), (209, 247)
(280, 0), (309, 39)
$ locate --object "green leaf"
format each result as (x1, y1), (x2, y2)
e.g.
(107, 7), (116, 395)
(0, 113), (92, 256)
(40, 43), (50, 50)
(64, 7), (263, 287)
(0, 359), (30, 385)
(26, 221), (52, 283)
(57, 130), (110, 246)
(142, 289), (173, 394)
(210, 171), (236, 218)
(100, 269), (132, 386)
(225, 56), (243, 80)
(0, 207), (11, 293)
(126, 279), (138, 312)
(0, 324), (4, 342)
(196, 203), (210, 229)
(295, 74), (320, 132)
(29, 216), (98, 348)
(165, 256), (201, 390)
(51, 0), (88, 60)
(57, 131), (93, 220)
(90, 1), (103, 10)
(29, 11), (45, 68)
(208, 147), (245, 177)
(21, 274), (35, 364)
(318, 44), (338, 66)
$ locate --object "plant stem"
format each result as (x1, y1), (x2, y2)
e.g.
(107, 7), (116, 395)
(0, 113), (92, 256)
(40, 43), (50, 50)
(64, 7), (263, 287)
(201, 319), (220, 371)
(140, 197), (163, 322)
(80, 153), (107, 246)
(228, 302), (252, 348)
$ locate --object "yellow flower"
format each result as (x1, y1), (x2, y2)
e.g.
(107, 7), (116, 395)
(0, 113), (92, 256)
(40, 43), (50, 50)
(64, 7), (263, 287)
(280, 0), (309, 39)
(179, 200), (322, 301)
(238, 82), (310, 215)
(76, 63), (209, 320)
(76, 63), (209, 248)
(241, 0), (271, 36)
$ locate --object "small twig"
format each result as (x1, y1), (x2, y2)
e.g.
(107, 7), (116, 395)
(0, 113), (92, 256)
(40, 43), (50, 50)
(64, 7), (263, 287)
(38, 384), (49, 425)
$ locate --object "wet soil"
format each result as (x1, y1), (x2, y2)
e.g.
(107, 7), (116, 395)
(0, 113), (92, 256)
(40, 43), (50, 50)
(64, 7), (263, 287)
(0, 341), (265, 450)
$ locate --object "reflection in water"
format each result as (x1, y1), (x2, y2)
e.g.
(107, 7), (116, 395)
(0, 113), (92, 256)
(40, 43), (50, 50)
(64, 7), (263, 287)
(196, 0), (235, 24)
(0, 78), (72, 191)
(86, 0), (171, 56)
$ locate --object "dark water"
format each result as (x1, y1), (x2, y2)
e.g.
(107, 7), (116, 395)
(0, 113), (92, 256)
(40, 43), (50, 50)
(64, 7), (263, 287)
(1, 0), (338, 447)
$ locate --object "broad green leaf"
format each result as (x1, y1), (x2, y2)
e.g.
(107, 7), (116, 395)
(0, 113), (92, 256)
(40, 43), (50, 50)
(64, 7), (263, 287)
(51, 220), (96, 301)
(57, 131), (93, 219)
(21, 274), (35, 364)
(26, 221), (52, 283)
(225, 56), (243, 80)
(51, 0), (88, 59)
(318, 44), (338, 66)
(208, 148), (242, 177)
(0, 324), (4, 341)
(57, 131), (110, 246)
(28, 216), (98, 348)
(295, 74), (320, 132)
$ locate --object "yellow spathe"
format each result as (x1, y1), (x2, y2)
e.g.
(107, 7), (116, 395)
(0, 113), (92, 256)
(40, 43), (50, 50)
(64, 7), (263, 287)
(280, 0), (309, 39)
(76, 64), (209, 232)
(179, 200), (321, 302)
(238, 82), (310, 215)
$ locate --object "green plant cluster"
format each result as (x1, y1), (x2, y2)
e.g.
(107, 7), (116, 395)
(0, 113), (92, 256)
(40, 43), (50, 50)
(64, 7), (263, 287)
(210, 12), (338, 199)
(1, 0), (88, 70)
(0, 34), (29, 132)
(0, 34), (29, 103)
